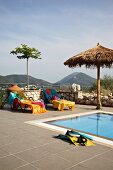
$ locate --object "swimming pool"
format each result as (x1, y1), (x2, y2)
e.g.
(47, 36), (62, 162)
(49, 113), (113, 140)
(26, 111), (113, 146)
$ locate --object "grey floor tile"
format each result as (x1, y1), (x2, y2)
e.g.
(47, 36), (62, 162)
(13, 164), (40, 170)
(99, 149), (113, 162)
(0, 135), (17, 147)
(38, 140), (74, 154)
(31, 154), (72, 170)
(75, 143), (110, 155)
(57, 148), (93, 164)
(1, 141), (36, 154)
(21, 125), (59, 139)
(0, 155), (27, 170)
(31, 135), (56, 145)
(15, 147), (49, 163)
(14, 133), (56, 146)
(0, 148), (9, 158)
(80, 156), (113, 170)
(0, 127), (26, 137)
(66, 164), (92, 170)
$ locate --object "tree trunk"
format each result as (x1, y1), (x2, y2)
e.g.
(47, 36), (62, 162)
(96, 64), (101, 109)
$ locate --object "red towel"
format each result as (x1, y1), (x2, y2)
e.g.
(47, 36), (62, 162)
(45, 89), (51, 95)
(31, 101), (45, 108)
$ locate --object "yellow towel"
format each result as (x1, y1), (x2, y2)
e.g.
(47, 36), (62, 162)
(66, 135), (95, 146)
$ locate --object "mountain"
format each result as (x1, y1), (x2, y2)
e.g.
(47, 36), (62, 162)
(0, 74), (52, 86)
(0, 75), (9, 83)
(0, 73), (96, 88)
(55, 72), (96, 87)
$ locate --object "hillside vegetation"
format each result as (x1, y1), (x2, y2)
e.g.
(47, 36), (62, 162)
(56, 72), (96, 87)
(0, 72), (96, 88)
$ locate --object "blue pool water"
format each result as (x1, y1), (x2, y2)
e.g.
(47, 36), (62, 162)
(50, 113), (113, 139)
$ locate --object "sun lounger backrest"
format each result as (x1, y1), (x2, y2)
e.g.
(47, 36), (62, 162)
(8, 92), (21, 105)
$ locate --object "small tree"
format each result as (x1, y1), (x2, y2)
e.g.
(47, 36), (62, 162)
(10, 44), (41, 89)
(89, 75), (113, 94)
(101, 75), (113, 91)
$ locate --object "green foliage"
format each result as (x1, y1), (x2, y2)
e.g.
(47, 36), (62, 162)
(10, 44), (41, 87)
(10, 44), (41, 60)
(89, 75), (113, 94)
(0, 90), (6, 109)
(88, 82), (97, 92)
(101, 75), (113, 90)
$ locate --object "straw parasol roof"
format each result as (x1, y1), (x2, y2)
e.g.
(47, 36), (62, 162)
(64, 43), (113, 109)
(64, 43), (113, 68)
(7, 84), (22, 92)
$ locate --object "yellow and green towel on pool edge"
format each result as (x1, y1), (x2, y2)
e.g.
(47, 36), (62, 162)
(58, 130), (95, 146)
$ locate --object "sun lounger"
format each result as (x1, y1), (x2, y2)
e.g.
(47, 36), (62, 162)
(52, 99), (75, 111)
(42, 88), (60, 104)
(20, 99), (46, 114)
(7, 92), (46, 114)
(42, 88), (75, 111)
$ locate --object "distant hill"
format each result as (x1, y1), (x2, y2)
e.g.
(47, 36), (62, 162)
(0, 74), (52, 86)
(55, 72), (96, 87)
(0, 75), (9, 83)
(0, 73), (96, 88)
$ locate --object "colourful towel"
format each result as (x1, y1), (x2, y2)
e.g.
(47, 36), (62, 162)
(31, 101), (45, 108)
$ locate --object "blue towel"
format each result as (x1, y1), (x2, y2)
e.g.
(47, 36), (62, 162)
(8, 92), (21, 104)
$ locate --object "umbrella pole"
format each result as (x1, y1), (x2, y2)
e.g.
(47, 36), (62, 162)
(27, 58), (29, 90)
(96, 65), (101, 109)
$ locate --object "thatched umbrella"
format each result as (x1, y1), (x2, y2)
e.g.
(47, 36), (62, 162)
(64, 43), (113, 109)
(7, 84), (22, 92)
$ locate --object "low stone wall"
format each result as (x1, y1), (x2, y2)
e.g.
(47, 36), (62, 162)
(22, 90), (113, 107)
(57, 91), (113, 107)
(76, 96), (113, 107)
(57, 91), (83, 101)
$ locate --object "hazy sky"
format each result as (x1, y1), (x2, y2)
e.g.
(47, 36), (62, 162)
(0, 0), (113, 83)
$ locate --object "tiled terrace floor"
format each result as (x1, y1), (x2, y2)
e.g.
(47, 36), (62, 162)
(0, 104), (113, 170)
